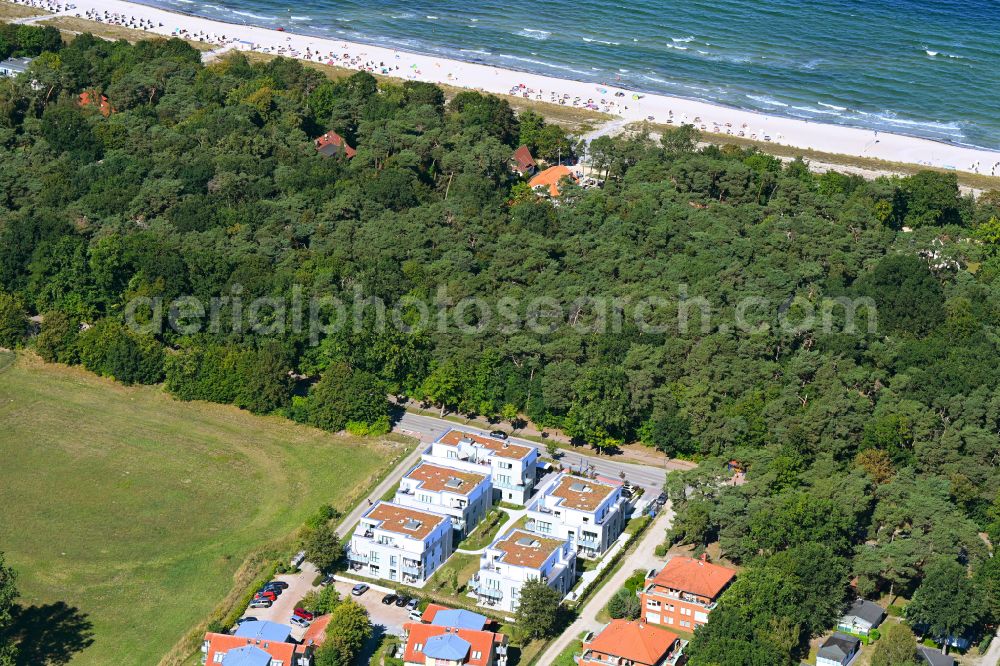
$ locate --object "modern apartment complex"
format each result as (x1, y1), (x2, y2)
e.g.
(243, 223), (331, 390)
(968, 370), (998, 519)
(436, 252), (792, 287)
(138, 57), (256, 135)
(525, 473), (626, 558)
(425, 430), (539, 504)
(394, 461), (492, 537)
(347, 501), (453, 585)
(472, 529), (576, 613)
(640, 556), (736, 631)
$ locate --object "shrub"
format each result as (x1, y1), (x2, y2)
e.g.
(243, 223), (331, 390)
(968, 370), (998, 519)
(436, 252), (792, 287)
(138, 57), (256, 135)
(654, 544), (667, 557)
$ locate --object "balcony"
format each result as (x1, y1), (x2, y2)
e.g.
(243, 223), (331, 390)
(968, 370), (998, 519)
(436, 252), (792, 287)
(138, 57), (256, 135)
(643, 585), (717, 610)
(493, 478), (526, 492)
(401, 561), (423, 576)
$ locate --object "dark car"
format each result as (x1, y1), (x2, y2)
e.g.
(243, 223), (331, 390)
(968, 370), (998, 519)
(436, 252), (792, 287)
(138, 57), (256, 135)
(381, 593), (398, 605)
(351, 583), (369, 596)
(394, 595), (410, 607)
(320, 573), (335, 587)
(237, 616), (257, 624)
(489, 430), (508, 440)
(293, 607), (314, 621)
(266, 581), (289, 590)
(655, 492), (667, 505)
(258, 585), (281, 596)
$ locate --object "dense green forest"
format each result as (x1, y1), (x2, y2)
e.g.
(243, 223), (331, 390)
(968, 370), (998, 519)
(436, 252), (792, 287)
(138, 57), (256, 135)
(2, 29), (1000, 664)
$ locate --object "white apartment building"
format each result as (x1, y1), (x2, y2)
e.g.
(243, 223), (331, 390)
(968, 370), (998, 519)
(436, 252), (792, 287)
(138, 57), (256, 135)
(347, 501), (453, 585)
(525, 473), (626, 558)
(471, 529), (576, 614)
(394, 461), (492, 537)
(425, 430), (539, 504)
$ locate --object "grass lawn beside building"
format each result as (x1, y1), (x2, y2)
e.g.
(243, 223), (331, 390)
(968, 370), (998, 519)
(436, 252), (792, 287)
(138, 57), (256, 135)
(0, 352), (407, 665)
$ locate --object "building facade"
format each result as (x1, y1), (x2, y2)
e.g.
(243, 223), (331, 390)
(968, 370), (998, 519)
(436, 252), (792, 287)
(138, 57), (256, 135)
(425, 430), (539, 504)
(640, 556), (736, 631)
(394, 462), (492, 537)
(347, 502), (452, 585)
(525, 473), (626, 558)
(472, 529), (576, 614)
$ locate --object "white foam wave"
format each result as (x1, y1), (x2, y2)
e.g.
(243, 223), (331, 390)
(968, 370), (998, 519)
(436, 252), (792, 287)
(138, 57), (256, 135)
(671, 35), (695, 43)
(818, 102), (847, 111)
(746, 94), (787, 107)
(518, 28), (551, 40)
(231, 9), (276, 21)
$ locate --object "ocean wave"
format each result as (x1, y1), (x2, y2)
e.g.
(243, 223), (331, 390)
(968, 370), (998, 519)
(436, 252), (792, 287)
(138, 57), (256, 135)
(496, 53), (589, 76)
(289, 15), (310, 21)
(665, 43), (688, 50)
(671, 35), (695, 43)
(818, 101), (847, 111)
(459, 48), (492, 56)
(582, 37), (621, 46)
(790, 105), (841, 116)
(231, 9), (277, 21)
(426, 15), (438, 20)
(518, 28), (551, 40)
(746, 94), (788, 107)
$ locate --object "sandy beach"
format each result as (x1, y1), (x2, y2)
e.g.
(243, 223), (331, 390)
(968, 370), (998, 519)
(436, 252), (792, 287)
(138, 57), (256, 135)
(11, 0), (1000, 175)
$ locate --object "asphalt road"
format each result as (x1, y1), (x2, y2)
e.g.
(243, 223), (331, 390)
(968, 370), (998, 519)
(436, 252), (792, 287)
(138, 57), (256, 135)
(534, 502), (676, 663)
(395, 411), (669, 495)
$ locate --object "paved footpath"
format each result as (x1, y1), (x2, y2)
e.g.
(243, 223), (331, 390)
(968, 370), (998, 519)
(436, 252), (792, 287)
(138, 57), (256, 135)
(534, 503), (676, 664)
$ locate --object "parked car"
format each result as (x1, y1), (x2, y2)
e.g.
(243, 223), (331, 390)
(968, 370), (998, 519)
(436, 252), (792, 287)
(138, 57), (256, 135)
(289, 616), (311, 629)
(293, 608), (314, 621)
(381, 593), (398, 605)
(258, 586), (281, 596)
(394, 595), (410, 607)
(254, 590), (277, 602)
(351, 583), (369, 596)
(489, 430), (508, 440)
(266, 581), (289, 590)
(320, 573), (335, 587)
(237, 616), (257, 624)
(408, 609), (423, 622)
(249, 599), (272, 609)
(405, 598), (419, 612)
(290, 550), (306, 568)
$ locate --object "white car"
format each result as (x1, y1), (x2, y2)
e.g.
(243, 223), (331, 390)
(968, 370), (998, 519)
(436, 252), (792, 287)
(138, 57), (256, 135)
(290, 615), (311, 629)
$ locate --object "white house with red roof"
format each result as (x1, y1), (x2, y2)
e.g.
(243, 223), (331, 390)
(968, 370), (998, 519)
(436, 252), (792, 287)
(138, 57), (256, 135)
(525, 472), (626, 558)
(424, 429), (539, 504)
(394, 461), (493, 537)
(471, 528), (576, 613)
(346, 501), (453, 586)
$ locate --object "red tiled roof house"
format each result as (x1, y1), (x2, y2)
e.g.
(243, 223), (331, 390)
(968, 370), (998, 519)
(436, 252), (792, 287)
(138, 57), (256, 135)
(640, 555), (736, 631)
(314, 130), (356, 158)
(577, 619), (686, 666)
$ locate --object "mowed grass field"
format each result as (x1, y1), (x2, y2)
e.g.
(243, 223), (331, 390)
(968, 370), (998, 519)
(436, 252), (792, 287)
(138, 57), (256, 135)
(0, 352), (408, 665)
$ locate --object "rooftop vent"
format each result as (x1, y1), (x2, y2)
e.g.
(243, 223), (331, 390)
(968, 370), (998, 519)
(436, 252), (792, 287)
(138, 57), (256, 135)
(459, 437), (474, 445)
(569, 482), (591, 493)
(445, 477), (464, 489)
(515, 537), (540, 548)
(403, 519), (423, 531)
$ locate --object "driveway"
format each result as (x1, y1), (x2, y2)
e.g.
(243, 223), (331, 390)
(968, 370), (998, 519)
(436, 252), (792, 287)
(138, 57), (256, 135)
(534, 502), (675, 663)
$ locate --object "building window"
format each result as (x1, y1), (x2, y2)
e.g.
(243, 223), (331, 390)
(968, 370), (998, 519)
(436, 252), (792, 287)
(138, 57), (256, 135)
(213, 654), (224, 664)
(646, 599), (661, 609)
(680, 620), (691, 628)
(666, 616), (674, 624)
(414, 643), (423, 652)
(472, 651), (482, 660)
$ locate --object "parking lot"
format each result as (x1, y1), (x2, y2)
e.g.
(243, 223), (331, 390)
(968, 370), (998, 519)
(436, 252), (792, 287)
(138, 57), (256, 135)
(236, 565), (413, 641)
(332, 579), (413, 637)
(239, 564), (319, 640)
